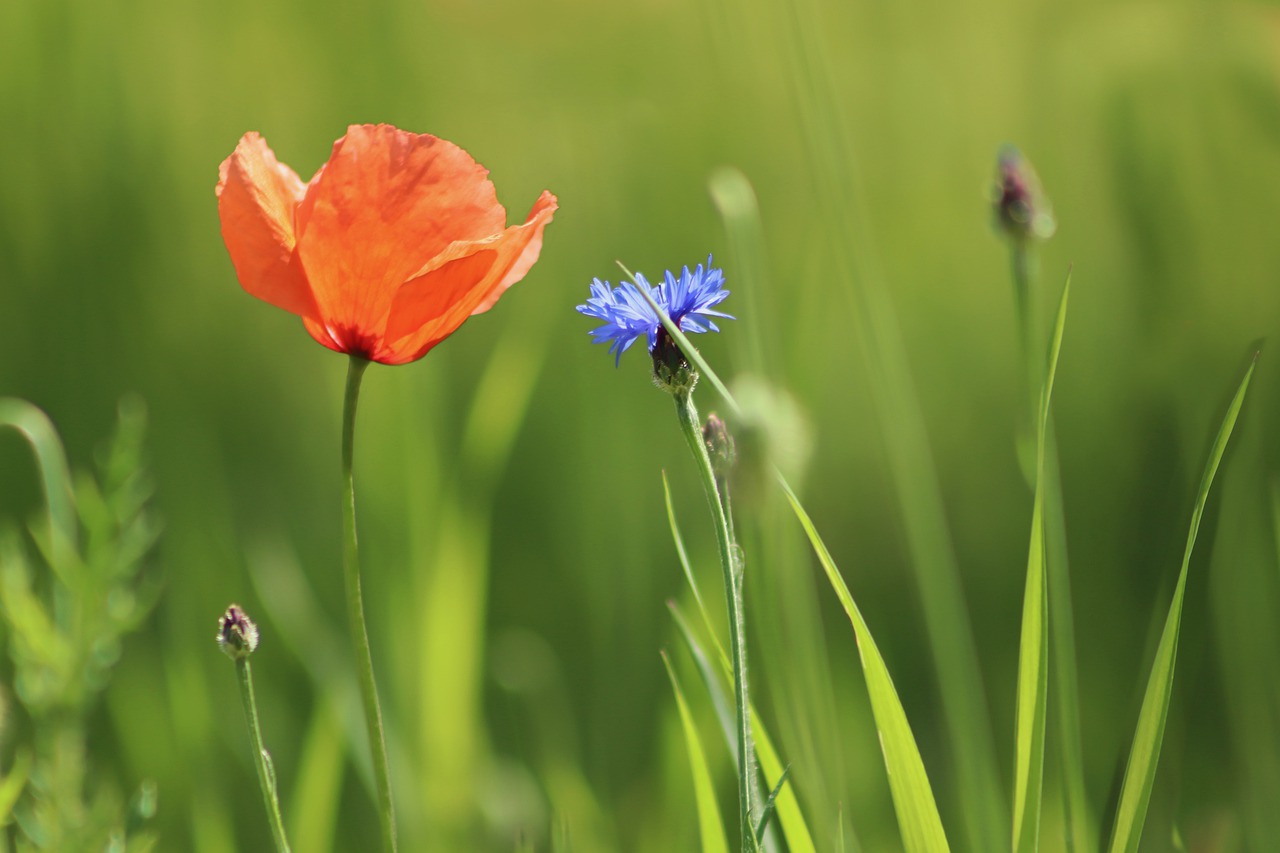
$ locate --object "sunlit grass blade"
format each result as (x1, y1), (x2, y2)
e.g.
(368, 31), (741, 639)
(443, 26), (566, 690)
(662, 650), (730, 853)
(637, 283), (948, 851)
(1043, 429), (1092, 851)
(1012, 274), (1070, 852)
(669, 602), (817, 853)
(1106, 353), (1257, 853)
(781, 480), (950, 853)
(754, 765), (792, 844)
(735, 0), (1008, 844)
(288, 698), (345, 853)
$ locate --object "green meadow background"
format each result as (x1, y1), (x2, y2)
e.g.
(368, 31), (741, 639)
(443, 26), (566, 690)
(3, 0), (1280, 850)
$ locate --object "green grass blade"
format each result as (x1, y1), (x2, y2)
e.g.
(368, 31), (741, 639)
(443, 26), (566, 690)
(0, 398), (77, 566)
(755, 765), (792, 843)
(1043, 425), (1092, 851)
(749, 710), (815, 853)
(663, 472), (716, 641)
(662, 650), (730, 853)
(780, 480), (949, 853)
(641, 288), (948, 851)
(1012, 274), (1070, 852)
(669, 602), (817, 853)
(1106, 353), (1257, 853)
(288, 698), (346, 853)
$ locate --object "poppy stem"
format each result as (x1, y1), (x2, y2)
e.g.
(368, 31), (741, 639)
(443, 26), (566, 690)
(341, 355), (398, 853)
(673, 386), (760, 853)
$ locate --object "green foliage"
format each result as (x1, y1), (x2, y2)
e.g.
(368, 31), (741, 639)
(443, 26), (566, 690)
(1011, 274), (1069, 852)
(1107, 357), (1256, 853)
(0, 398), (159, 851)
(3, 0), (1280, 849)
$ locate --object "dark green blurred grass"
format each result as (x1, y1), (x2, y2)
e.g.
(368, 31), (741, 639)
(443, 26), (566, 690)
(3, 0), (1280, 850)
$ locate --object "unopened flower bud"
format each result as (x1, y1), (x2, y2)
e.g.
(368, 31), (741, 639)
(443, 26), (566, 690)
(702, 414), (736, 479)
(217, 604), (259, 660)
(993, 145), (1055, 243)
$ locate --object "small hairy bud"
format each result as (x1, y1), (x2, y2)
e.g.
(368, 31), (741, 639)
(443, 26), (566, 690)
(216, 604), (259, 661)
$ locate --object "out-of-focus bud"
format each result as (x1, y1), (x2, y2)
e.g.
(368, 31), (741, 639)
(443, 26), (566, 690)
(993, 145), (1056, 243)
(702, 414), (737, 480)
(730, 376), (811, 512)
(216, 604), (259, 661)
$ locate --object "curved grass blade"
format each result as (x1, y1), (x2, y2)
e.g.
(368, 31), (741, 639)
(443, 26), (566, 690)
(288, 698), (345, 853)
(1012, 274), (1070, 852)
(1106, 353), (1257, 853)
(662, 650), (730, 853)
(638, 284), (947, 852)
(781, 481), (949, 853)
(0, 398), (77, 568)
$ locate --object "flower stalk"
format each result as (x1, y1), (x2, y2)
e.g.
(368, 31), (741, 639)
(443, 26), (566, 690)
(674, 386), (759, 853)
(218, 605), (290, 853)
(341, 355), (397, 853)
(236, 658), (292, 853)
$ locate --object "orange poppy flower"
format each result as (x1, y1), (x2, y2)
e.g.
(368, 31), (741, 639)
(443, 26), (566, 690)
(216, 124), (557, 365)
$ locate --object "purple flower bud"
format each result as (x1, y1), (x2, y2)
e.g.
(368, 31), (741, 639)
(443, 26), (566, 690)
(994, 146), (1056, 242)
(217, 604), (260, 661)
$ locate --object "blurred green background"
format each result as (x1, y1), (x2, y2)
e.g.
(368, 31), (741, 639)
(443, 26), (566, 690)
(3, 0), (1280, 849)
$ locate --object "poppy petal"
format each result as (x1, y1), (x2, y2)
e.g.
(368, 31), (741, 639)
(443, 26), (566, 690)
(471, 190), (559, 315)
(295, 124), (507, 342)
(216, 133), (317, 318)
(379, 191), (558, 364)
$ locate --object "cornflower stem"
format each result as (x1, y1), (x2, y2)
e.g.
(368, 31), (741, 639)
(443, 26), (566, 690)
(673, 386), (759, 853)
(236, 658), (292, 853)
(342, 355), (397, 853)
(1010, 244), (1091, 849)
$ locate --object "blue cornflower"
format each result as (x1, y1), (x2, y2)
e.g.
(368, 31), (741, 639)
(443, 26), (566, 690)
(576, 255), (733, 366)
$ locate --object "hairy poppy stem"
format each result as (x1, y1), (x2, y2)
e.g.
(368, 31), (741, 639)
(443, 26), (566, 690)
(341, 355), (398, 852)
(674, 387), (759, 853)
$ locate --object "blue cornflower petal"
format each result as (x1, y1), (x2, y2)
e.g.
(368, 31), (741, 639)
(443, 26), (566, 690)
(575, 256), (734, 366)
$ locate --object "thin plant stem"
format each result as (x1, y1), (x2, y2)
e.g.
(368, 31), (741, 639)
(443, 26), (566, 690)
(236, 658), (292, 853)
(674, 387), (759, 853)
(1010, 245), (1092, 849)
(341, 355), (397, 853)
